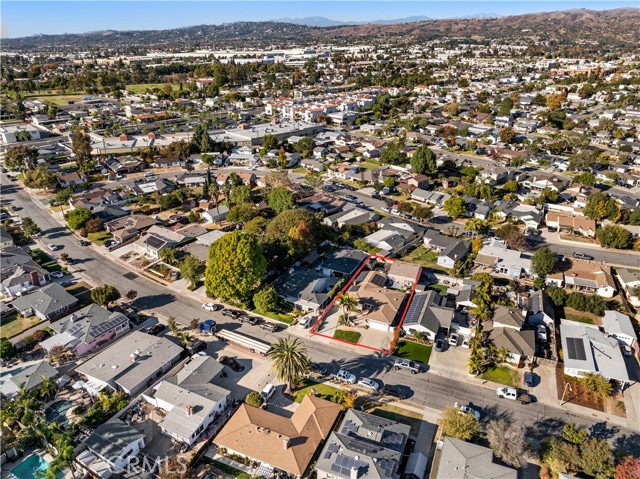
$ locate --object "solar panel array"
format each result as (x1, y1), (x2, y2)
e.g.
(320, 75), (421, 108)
(330, 454), (368, 477)
(377, 458), (398, 479)
(348, 438), (378, 455)
(88, 316), (128, 339)
(324, 443), (340, 459)
(363, 415), (394, 430)
(341, 419), (358, 435)
(381, 431), (406, 452)
(403, 292), (427, 325)
(566, 337), (587, 361)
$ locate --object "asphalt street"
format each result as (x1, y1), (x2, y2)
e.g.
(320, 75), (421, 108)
(2, 172), (639, 450)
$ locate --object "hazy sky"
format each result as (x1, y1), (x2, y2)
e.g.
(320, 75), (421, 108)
(2, 1), (638, 38)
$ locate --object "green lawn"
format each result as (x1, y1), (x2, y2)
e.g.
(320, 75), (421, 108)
(1, 313), (42, 339)
(427, 283), (449, 296)
(250, 308), (294, 324)
(87, 231), (112, 246)
(333, 329), (361, 343)
(126, 83), (179, 94)
(25, 93), (87, 105)
(358, 161), (381, 171)
(294, 380), (342, 403)
(30, 249), (63, 272)
(401, 247), (450, 274)
(481, 366), (519, 387)
(564, 313), (595, 324)
(395, 340), (432, 365)
(206, 459), (251, 479)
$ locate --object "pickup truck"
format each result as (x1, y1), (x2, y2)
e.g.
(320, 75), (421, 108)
(496, 387), (533, 404)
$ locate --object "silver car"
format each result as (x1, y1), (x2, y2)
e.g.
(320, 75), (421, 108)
(357, 377), (380, 392)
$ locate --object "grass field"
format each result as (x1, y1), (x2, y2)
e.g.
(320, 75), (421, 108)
(26, 94), (87, 105)
(481, 366), (519, 388)
(206, 459), (251, 479)
(1, 313), (42, 339)
(294, 380), (342, 403)
(401, 247), (449, 274)
(126, 83), (179, 94)
(564, 308), (598, 325)
(87, 231), (112, 246)
(427, 283), (449, 296)
(395, 340), (432, 365)
(250, 308), (295, 324)
(334, 329), (361, 343)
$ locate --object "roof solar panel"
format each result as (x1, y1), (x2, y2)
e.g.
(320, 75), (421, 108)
(566, 337), (587, 361)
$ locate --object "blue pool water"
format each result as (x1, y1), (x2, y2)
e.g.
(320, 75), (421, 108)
(45, 399), (73, 426)
(10, 454), (50, 479)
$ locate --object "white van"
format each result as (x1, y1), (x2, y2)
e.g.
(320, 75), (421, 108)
(260, 383), (275, 402)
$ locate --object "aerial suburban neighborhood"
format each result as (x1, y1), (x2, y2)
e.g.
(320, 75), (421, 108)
(0, 2), (640, 479)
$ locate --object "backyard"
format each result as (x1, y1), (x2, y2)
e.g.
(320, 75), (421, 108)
(401, 247), (449, 274)
(481, 365), (519, 388)
(0, 312), (42, 339)
(205, 459), (251, 479)
(395, 340), (432, 365)
(294, 380), (342, 403)
(563, 308), (599, 325)
(333, 329), (362, 343)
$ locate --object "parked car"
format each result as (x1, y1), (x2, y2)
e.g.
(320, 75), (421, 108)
(311, 362), (328, 376)
(240, 316), (260, 326)
(260, 383), (276, 402)
(60, 281), (74, 287)
(50, 271), (65, 279)
(259, 322), (279, 333)
(536, 325), (548, 342)
(47, 243), (60, 251)
(382, 384), (410, 399)
(78, 240), (91, 246)
(298, 316), (315, 328)
(333, 369), (357, 384)
(573, 252), (594, 260)
(496, 387), (532, 404)
(186, 339), (206, 356)
(357, 377), (380, 392)
(524, 371), (534, 387)
(221, 309), (244, 319)
(448, 333), (459, 347)
(202, 303), (220, 312)
(461, 337), (470, 348)
(454, 402), (481, 420)
(435, 338), (445, 352)
(143, 323), (166, 336)
(393, 358), (421, 374)
(218, 356), (244, 372)
(621, 344), (633, 357)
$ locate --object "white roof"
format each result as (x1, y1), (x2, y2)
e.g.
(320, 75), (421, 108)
(602, 310), (637, 339)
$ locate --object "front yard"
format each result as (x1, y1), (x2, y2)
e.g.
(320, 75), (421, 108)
(87, 230), (112, 246)
(30, 249), (64, 272)
(395, 340), (432, 365)
(481, 366), (519, 388)
(294, 380), (342, 403)
(333, 329), (362, 343)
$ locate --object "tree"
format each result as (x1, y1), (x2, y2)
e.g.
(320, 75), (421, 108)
(562, 423), (589, 445)
(597, 225), (632, 249)
(580, 437), (615, 479)
(441, 407), (480, 441)
(267, 187), (295, 213)
(464, 218), (487, 236)
(541, 437), (580, 478)
(71, 132), (93, 170)
(160, 247), (178, 266)
(167, 316), (178, 335)
(615, 456), (640, 479)
(24, 167), (56, 191)
(66, 207), (92, 230)
(228, 204), (259, 223)
(499, 127), (516, 144)
(496, 223), (525, 250)
(338, 294), (358, 326)
(90, 284), (121, 307)
(381, 140), (406, 165)
(180, 256), (206, 289)
(265, 209), (320, 260)
(546, 94), (564, 111)
(383, 176), (396, 188)
(21, 217), (41, 238)
(38, 376), (58, 401)
(262, 133), (278, 151)
(267, 337), (310, 394)
(230, 185), (252, 204)
(205, 231), (266, 303)
(304, 172), (324, 189)
(0, 338), (16, 359)
(486, 419), (529, 468)
(443, 197), (466, 218)
(574, 172), (597, 186)
(584, 192), (619, 222)
(413, 206), (432, 221)
(499, 97), (513, 115)
(85, 217), (103, 234)
(4, 145), (39, 171)
(293, 137), (315, 157)
(502, 180), (518, 193)
(245, 391), (264, 408)
(125, 290), (138, 302)
(254, 285), (279, 313)
(177, 332), (192, 347)
(547, 286), (567, 306)
(582, 372), (613, 398)
(531, 247), (557, 276)
(410, 146), (437, 175)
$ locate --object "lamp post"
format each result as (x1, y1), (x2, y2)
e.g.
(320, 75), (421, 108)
(560, 382), (573, 405)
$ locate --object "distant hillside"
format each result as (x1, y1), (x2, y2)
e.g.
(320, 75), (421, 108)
(3, 8), (638, 51)
(271, 16), (432, 27)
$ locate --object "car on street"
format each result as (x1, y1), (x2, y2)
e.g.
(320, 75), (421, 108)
(50, 271), (65, 279)
(536, 325), (548, 342)
(240, 316), (260, 326)
(454, 402), (481, 420)
(496, 387), (533, 404)
(47, 243), (60, 251)
(357, 377), (380, 392)
(221, 309), (244, 319)
(218, 356), (244, 372)
(448, 333), (459, 347)
(573, 252), (594, 260)
(524, 371), (534, 387)
(78, 240), (91, 246)
(435, 338), (445, 352)
(143, 323), (166, 336)
(311, 362), (328, 376)
(259, 322), (279, 332)
(382, 384), (410, 399)
(333, 369), (357, 384)
(621, 344), (633, 357)
(202, 303), (220, 312)
(393, 358), (421, 374)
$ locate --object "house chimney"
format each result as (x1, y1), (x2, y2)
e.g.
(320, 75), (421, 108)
(31, 271), (41, 287)
(186, 406), (194, 416)
(283, 438), (290, 450)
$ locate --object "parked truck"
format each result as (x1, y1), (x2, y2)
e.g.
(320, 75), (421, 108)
(496, 387), (533, 404)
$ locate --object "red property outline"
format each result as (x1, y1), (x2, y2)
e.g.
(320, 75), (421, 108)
(309, 253), (422, 354)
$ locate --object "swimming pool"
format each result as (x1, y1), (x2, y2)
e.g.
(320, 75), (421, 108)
(45, 399), (73, 426)
(10, 453), (50, 479)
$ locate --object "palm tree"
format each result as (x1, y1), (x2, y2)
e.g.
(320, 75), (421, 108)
(160, 247), (178, 266)
(208, 182), (222, 225)
(267, 337), (310, 395)
(464, 218), (487, 237)
(178, 332), (192, 347)
(338, 294), (358, 326)
(39, 376), (58, 400)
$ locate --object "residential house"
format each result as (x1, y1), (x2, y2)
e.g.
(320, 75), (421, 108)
(76, 331), (183, 396)
(40, 304), (130, 357)
(316, 410), (411, 479)
(134, 225), (188, 259)
(615, 268), (640, 307)
(475, 239), (533, 279)
(143, 355), (231, 446)
(301, 157), (326, 172)
(323, 206), (378, 229)
(0, 360), (59, 399)
(213, 395), (342, 478)
(432, 437), (516, 479)
(402, 290), (455, 340)
(351, 271), (406, 332)
(386, 261), (421, 289)
(105, 214), (159, 243)
(602, 311), (637, 347)
(523, 173), (569, 192)
(408, 175), (429, 190)
(438, 240), (471, 270)
(76, 419), (146, 479)
(70, 188), (124, 210)
(155, 157), (184, 168)
(0, 247), (51, 298)
(560, 319), (630, 386)
(494, 201), (542, 230)
(488, 306), (535, 361)
(55, 170), (87, 188)
(11, 283), (78, 320)
(272, 267), (339, 313)
(201, 205), (230, 224)
(561, 184), (601, 209)
(558, 261), (616, 298)
(545, 213), (596, 237)
(526, 290), (557, 328)
(0, 227), (14, 249)
(131, 178), (176, 196)
(176, 172), (207, 187)
(299, 193), (347, 216)
(321, 249), (370, 278)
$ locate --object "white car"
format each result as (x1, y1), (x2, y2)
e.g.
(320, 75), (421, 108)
(333, 369), (357, 384)
(357, 377), (380, 392)
(298, 316), (315, 328)
(454, 402), (481, 420)
(202, 303), (219, 312)
(448, 333), (459, 347)
(536, 324), (548, 342)
(50, 271), (65, 279)
(47, 243), (60, 251)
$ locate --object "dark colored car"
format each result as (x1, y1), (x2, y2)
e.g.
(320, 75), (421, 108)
(240, 316), (260, 326)
(382, 384), (410, 399)
(524, 371), (534, 387)
(221, 309), (244, 319)
(143, 324), (166, 336)
(186, 339), (206, 356)
(311, 362), (328, 376)
(219, 356), (245, 372)
(435, 338), (446, 352)
(78, 240), (91, 247)
(259, 323), (279, 333)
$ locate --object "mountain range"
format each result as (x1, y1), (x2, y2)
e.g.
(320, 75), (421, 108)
(271, 14), (502, 27)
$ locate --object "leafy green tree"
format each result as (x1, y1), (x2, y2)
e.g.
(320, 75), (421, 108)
(541, 437), (580, 478)
(253, 285), (279, 313)
(582, 372), (613, 398)
(71, 132), (93, 170)
(547, 286), (567, 306)
(66, 207), (93, 230)
(562, 423), (589, 445)
(262, 133), (278, 151)
(486, 419), (529, 468)
(24, 167), (56, 191)
(230, 185), (252, 204)
(0, 338), (16, 359)
(167, 316), (178, 335)
(499, 97), (513, 115)
(158, 193), (181, 210)
(245, 216), (269, 236)
(338, 294), (358, 326)
(353, 238), (379, 254)
(245, 391), (264, 408)
(205, 231), (266, 302)
(383, 176), (396, 188)
(502, 180), (518, 193)
(4, 144), (39, 171)
(293, 137), (315, 157)
(265, 209), (320, 260)
(90, 284), (121, 307)
(443, 197), (466, 218)
(597, 225), (632, 249)
(441, 407), (480, 441)
(413, 206), (432, 220)
(574, 172), (597, 186)
(21, 217), (41, 238)
(531, 247), (557, 276)
(304, 172), (324, 189)
(267, 337), (310, 394)
(180, 256), (206, 289)
(496, 223), (525, 250)
(499, 127), (516, 144)
(584, 192), (619, 221)
(410, 146), (437, 175)
(159, 247), (178, 266)
(580, 437), (615, 479)
(228, 204), (259, 223)
(267, 187), (295, 213)
(381, 140), (406, 165)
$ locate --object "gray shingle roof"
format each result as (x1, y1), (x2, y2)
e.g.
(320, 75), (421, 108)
(85, 418), (145, 460)
(10, 283), (78, 317)
(436, 437), (516, 479)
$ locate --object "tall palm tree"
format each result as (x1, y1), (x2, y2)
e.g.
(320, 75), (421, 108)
(160, 247), (178, 266)
(267, 337), (310, 395)
(338, 294), (358, 326)
(178, 332), (192, 347)
(464, 218), (483, 237)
